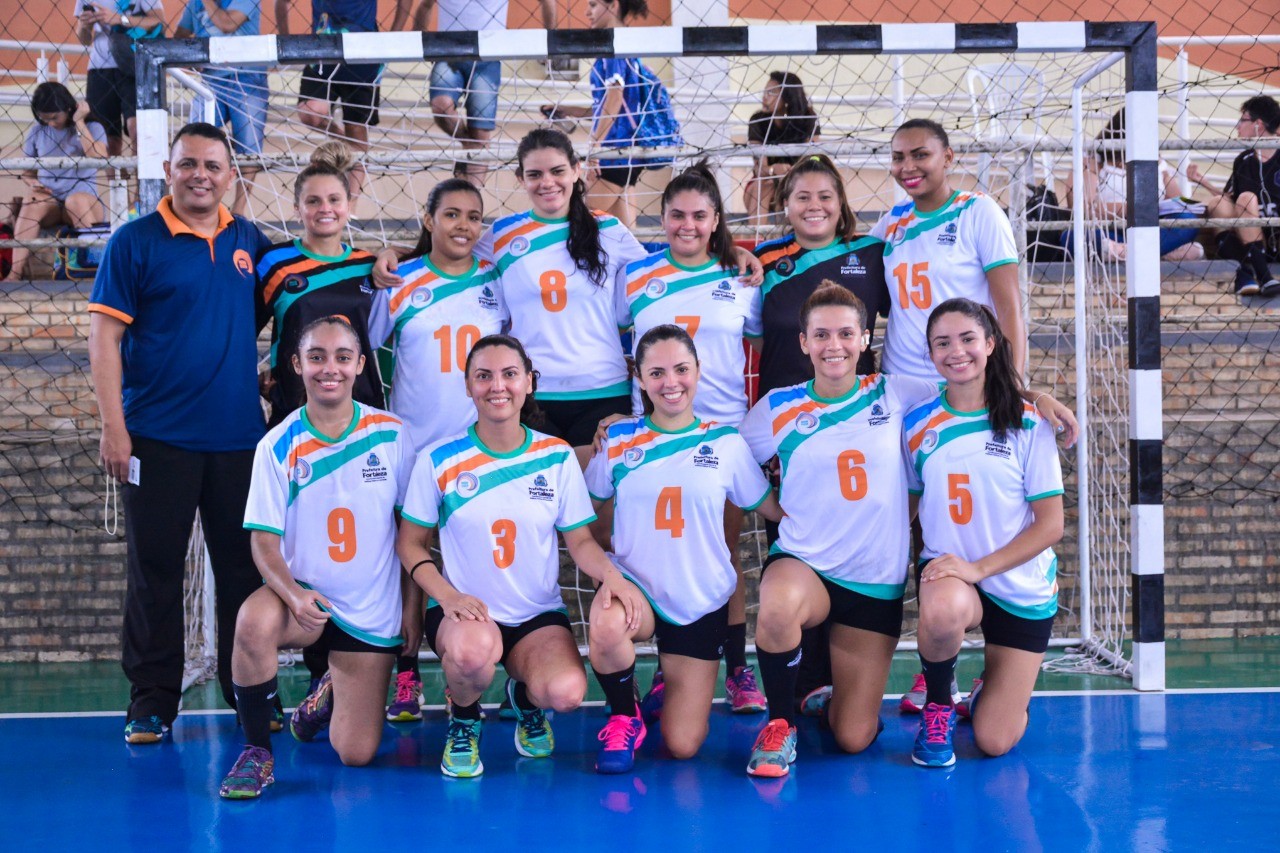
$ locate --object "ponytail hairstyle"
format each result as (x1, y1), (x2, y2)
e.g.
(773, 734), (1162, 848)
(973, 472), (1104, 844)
(798, 280), (868, 336)
(926, 298), (1024, 439)
(633, 324), (699, 416)
(660, 160), (736, 270)
(777, 153), (858, 241)
(463, 334), (548, 432)
(293, 140), (355, 204)
(402, 177), (483, 262)
(516, 128), (607, 287)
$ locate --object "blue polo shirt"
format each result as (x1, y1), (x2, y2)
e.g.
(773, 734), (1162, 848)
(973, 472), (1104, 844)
(89, 197), (270, 451)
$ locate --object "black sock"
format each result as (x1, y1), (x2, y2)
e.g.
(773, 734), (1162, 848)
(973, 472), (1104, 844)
(724, 622), (748, 674)
(920, 653), (959, 707)
(512, 680), (535, 712)
(756, 645), (802, 726)
(1245, 241), (1274, 281)
(596, 665), (637, 717)
(302, 642), (328, 683)
(451, 700), (482, 721)
(233, 677), (278, 751)
(396, 655), (419, 677)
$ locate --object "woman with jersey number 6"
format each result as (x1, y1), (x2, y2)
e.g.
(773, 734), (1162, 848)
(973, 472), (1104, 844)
(397, 335), (643, 778)
(586, 325), (783, 773)
(905, 298), (1065, 768)
(219, 316), (415, 800)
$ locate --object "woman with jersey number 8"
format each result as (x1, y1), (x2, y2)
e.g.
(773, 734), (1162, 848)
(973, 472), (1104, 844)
(905, 298), (1065, 768)
(219, 316), (415, 800)
(586, 325), (783, 773)
(367, 177), (510, 725)
(736, 285), (940, 778)
(397, 334), (643, 778)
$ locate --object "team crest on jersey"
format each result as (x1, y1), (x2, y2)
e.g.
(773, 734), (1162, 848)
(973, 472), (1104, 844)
(510, 236), (531, 256)
(360, 278), (374, 295)
(411, 287), (433, 307)
(291, 458), (312, 483)
(528, 473), (555, 501)
(840, 253), (866, 276)
(362, 452), (388, 482)
(937, 221), (958, 246)
(794, 411), (820, 435)
(478, 285), (499, 309)
(692, 444), (720, 469)
(645, 278), (667, 298)
(984, 433), (1012, 459)
(283, 274), (309, 294)
(711, 280), (736, 302)
(920, 429), (939, 452)
(774, 256), (795, 276)
(623, 447), (645, 468)
(456, 471), (480, 498)
(868, 401), (890, 426)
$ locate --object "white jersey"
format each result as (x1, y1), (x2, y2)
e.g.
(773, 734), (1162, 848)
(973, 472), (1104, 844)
(620, 251), (763, 425)
(738, 375), (938, 596)
(477, 210), (647, 400)
(871, 190), (1018, 381)
(585, 417), (771, 625)
(436, 0), (508, 30)
(903, 394), (1064, 619)
(401, 426), (595, 625)
(244, 404), (413, 646)
(369, 256), (508, 453)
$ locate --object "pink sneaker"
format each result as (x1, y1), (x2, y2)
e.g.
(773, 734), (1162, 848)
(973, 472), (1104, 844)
(386, 670), (423, 722)
(725, 666), (767, 714)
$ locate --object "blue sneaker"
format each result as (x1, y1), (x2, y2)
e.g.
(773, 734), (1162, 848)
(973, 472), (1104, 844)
(800, 685), (832, 717)
(123, 715), (169, 744)
(595, 712), (646, 774)
(639, 670), (664, 724)
(506, 678), (554, 758)
(913, 703), (958, 767)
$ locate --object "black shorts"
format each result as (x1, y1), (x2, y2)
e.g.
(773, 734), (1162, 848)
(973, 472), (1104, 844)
(538, 394), (630, 447)
(424, 606), (572, 666)
(763, 551), (903, 639)
(653, 603), (728, 661)
(596, 162), (647, 188)
(321, 619), (400, 655)
(977, 587), (1055, 654)
(299, 63), (382, 127)
(86, 68), (135, 138)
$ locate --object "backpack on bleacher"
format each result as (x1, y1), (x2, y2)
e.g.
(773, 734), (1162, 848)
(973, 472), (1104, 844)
(54, 223), (110, 281)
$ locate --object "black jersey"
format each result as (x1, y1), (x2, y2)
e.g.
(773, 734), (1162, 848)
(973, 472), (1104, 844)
(256, 239), (385, 426)
(754, 234), (890, 395)
(1225, 148), (1280, 256)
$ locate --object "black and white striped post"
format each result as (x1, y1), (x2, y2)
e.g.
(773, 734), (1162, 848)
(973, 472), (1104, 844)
(133, 21), (1165, 688)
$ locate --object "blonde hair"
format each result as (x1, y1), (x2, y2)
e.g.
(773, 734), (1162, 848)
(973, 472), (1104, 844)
(309, 140), (357, 173)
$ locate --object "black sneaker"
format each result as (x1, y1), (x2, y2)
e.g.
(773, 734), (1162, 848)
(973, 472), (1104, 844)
(1235, 266), (1261, 296)
(1260, 273), (1280, 298)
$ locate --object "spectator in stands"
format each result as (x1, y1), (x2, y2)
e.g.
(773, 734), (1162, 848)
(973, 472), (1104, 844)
(1059, 109), (1203, 264)
(1187, 95), (1280, 297)
(75, 0), (166, 160)
(540, 0), (681, 229)
(174, 0), (269, 215)
(5, 82), (107, 282)
(277, 0), (415, 197)
(412, 0), (560, 186)
(88, 122), (272, 744)
(743, 71), (820, 224)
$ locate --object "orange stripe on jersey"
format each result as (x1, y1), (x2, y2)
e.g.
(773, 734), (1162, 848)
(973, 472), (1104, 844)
(883, 212), (917, 243)
(388, 269), (442, 313)
(287, 413), (402, 469)
(606, 429), (662, 462)
(772, 399), (822, 435)
(626, 263), (678, 297)
(261, 256), (326, 305)
(907, 409), (956, 453)
(758, 243), (801, 267)
(436, 436), (567, 492)
(494, 219), (543, 254)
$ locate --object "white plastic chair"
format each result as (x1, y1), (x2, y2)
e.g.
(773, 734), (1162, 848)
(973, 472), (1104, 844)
(965, 62), (1055, 194)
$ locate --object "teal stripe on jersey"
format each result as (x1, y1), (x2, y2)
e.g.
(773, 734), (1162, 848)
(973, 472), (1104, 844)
(823, 573), (907, 601)
(556, 515), (597, 533)
(268, 258), (375, 366)
(1027, 488), (1065, 502)
(776, 382), (887, 472)
(244, 522), (284, 535)
(438, 449), (572, 526)
(393, 273), (497, 332)
(493, 222), (570, 274)
(983, 580), (1059, 621)
(535, 379), (632, 401)
(287, 429), (399, 505)
(610, 425), (738, 488)
(912, 416), (1037, 478)
(298, 582), (403, 646)
(628, 265), (731, 316)
(881, 197), (979, 258)
(761, 236), (882, 298)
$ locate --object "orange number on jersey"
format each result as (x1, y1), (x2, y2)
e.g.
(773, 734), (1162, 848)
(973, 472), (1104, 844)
(892, 261), (933, 310)
(327, 507), (357, 563)
(673, 314), (701, 338)
(948, 473), (973, 525)
(540, 270), (568, 312)
(432, 324), (482, 373)
(836, 449), (868, 501)
(654, 486), (685, 538)
(491, 519), (516, 569)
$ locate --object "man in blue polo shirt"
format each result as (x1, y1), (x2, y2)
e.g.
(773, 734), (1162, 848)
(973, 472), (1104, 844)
(89, 122), (271, 744)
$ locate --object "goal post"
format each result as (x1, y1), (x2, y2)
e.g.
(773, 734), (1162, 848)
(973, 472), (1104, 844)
(131, 21), (1165, 691)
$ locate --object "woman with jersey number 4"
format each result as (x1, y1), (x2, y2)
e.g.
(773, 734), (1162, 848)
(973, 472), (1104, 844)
(397, 335), (643, 778)
(586, 325), (783, 773)
(904, 298), (1065, 768)
(219, 316), (414, 800)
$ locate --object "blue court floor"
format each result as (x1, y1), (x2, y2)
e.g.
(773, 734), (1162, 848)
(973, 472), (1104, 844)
(0, 689), (1276, 852)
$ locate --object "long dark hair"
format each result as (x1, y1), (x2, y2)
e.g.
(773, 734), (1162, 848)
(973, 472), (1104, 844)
(402, 178), (483, 262)
(777, 153), (858, 242)
(768, 71), (818, 137)
(633, 324), (698, 416)
(614, 0), (650, 21)
(516, 128), (607, 287)
(463, 334), (548, 431)
(926, 298), (1024, 439)
(30, 81), (77, 122)
(660, 160), (736, 270)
